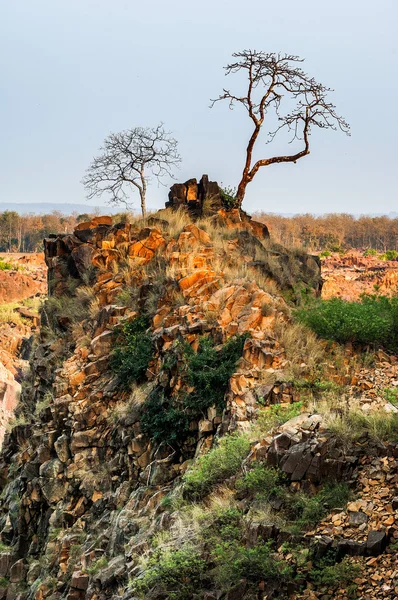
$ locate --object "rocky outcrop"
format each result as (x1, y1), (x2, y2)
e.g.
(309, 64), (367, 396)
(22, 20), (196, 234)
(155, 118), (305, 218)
(0, 254), (46, 304)
(0, 210), (328, 600)
(0, 363), (20, 448)
(321, 250), (398, 300)
(166, 174), (223, 216)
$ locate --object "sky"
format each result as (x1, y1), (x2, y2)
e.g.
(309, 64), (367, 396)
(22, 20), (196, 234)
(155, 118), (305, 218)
(0, 0), (397, 215)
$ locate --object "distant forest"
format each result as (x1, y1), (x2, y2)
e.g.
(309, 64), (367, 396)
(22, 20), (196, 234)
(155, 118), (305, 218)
(0, 210), (94, 252)
(255, 213), (398, 253)
(0, 209), (397, 253)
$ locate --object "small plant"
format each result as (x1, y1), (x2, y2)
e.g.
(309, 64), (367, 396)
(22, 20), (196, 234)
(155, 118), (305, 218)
(384, 387), (398, 405)
(319, 250), (331, 257)
(380, 250), (398, 261)
(257, 402), (303, 432)
(0, 259), (13, 271)
(363, 248), (377, 257)
(212, 539), (292, 589)
(310, 554), (361, 592)
(285, 483), (351, 533)
(220, 186), (238, 209)
(87, 555), (108, 576)
(183, 434), (251, 500)
(140, 391), (190, 448)
(0, 542), (11, 552)
(111, 316), (153, 389)
(184, 335), (247, 413)
(235, 464), (281, 498)
(131, 547), (207, 600)
(35, 391), (53, 416)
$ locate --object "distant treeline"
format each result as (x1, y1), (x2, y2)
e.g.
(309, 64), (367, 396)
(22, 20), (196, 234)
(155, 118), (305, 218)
(255, 213), (398, 252)
(1, 209), (398, 254)
(0, 210), (95, 252)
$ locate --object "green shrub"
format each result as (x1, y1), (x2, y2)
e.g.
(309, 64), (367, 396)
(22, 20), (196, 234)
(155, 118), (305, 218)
(0, 260), (12, 270)
(319, 250), (331, 257)
(363, 248), (377, 257)
(131, 547), (207, 600)
(87, 556), (108, 575)
(286, 483), (351, 532)
(380, 250), (398, 261)
(140, 391), (190, 448)
(310, 555), (361, 589)
(220, 186), (238, 209)
(384, 387), (398, 405)
(235, 464), (280, 498)
(0, 578), (9, 588)
(183, 434), (251, 500)
(297, 295), (398, 352)
(184, 335), (247, 413)
(212, 539), (292, 588)
(111, 316), (153, 389)
(257, 402), (303, 432)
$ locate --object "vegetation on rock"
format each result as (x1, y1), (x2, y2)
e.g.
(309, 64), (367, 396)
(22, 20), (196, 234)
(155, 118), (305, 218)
(297, 294), (398, 352)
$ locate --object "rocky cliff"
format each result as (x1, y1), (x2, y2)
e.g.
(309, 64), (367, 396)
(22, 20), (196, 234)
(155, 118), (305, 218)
(0, 197), (396, 600)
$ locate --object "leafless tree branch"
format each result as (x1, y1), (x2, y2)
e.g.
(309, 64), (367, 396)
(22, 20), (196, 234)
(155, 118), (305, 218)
(82, 124), (181, 217)
(210, 50), (350, 207)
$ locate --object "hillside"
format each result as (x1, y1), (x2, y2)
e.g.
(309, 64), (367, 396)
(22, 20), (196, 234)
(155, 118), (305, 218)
(0, 179), (397, 600)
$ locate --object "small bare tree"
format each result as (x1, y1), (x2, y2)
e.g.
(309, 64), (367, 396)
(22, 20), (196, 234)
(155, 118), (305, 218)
(211, 50), (350, 208)
(82, 124), (181, 217)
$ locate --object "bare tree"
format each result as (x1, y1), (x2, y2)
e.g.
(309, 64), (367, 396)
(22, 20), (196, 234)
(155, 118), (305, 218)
(211, 50), (350, 208)
(82, 124), (181, 217)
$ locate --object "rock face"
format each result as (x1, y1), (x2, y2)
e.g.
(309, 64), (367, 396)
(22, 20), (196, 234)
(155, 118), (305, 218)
(165, 174), (271, 240)
(166, 174), (223, 216)
(0, 363), (20, 448)
(0, 253), (46, 304)
(0, 208), (327, 600)
(321, 250), (398, 300)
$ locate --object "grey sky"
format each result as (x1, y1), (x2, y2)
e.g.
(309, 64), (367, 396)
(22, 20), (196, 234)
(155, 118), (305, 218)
(1, 0), (397, 215)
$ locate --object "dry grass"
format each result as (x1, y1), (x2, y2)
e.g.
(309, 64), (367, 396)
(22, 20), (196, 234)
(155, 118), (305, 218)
(275, 321), (326, 380)
(156, 208), (192, 238)
(0, 303), (26, 326)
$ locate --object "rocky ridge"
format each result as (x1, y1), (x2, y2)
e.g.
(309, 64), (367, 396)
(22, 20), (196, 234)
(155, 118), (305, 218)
(0, 193), (397, 599)
(0, 253), (45, 451)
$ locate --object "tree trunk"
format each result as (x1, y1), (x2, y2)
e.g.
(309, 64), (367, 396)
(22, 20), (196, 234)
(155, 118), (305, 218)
(140, 189), (147, 219)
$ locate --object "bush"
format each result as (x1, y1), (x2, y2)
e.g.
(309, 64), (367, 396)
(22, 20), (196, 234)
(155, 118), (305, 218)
(183, 434), (251, 500)
(184, 335), (247, 413)
(310, 555), (361, 589)
(0, 259), (12, 270)
(87, 556), (108, 575)
(363, 248), (377, 257)
(297, 295), (398, 352)
(380, 250), (398, 261)
(235, 464), (280, 498)
(212, 539), (292, 589)
(220, 186), (238, 209)
(111, 316), (153, 388)
(384, 387), (398, 405)
(257, 402), (303, 432)
(140, 391), (190, 448)
(286, 483), (351, 532)
(131, 547), (207, 600)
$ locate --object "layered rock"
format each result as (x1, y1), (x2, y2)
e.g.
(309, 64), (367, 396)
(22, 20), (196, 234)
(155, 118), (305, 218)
(0, 253), (46, 304)
(321, 250), (398, 300)
(0, 209), (328, 600)
(0, 363), (20, 448)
